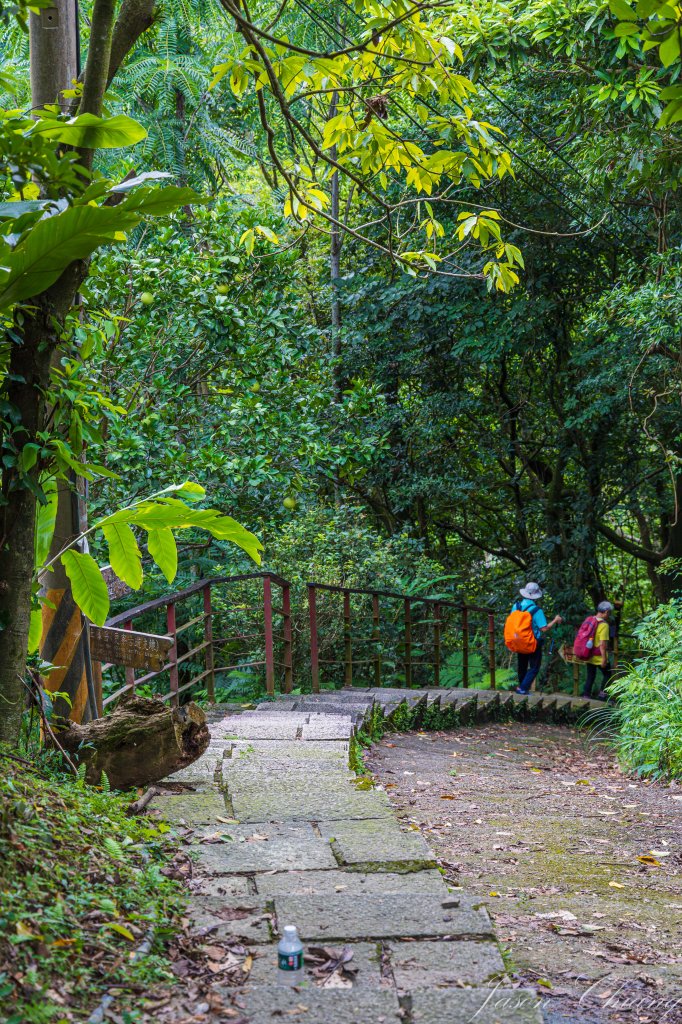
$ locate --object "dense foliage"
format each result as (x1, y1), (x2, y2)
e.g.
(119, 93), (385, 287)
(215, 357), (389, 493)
(1, 0), (682, 767)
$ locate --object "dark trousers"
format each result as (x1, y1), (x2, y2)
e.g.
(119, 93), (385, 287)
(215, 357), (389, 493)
(583, 663), (611, 699)
(517, 640), (543, 693)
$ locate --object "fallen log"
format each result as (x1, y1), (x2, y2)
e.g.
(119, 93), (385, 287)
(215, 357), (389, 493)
(53, 695), (209, 789)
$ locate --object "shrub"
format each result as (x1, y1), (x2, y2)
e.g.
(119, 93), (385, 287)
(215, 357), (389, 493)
(608, 599), (682, 780)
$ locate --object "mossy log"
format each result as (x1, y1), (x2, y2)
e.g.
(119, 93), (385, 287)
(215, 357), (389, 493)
(53, 695), (209, 788)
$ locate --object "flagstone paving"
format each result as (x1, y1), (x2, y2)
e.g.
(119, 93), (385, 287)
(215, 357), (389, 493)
(155, 687), (594, 1022)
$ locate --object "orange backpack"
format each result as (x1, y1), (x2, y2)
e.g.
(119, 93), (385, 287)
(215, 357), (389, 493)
(504, 602), (538, 654)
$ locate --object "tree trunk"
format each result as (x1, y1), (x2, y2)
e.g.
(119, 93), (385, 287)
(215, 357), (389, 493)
(0, 305), (55, 745)
(54, 695), (210, 788)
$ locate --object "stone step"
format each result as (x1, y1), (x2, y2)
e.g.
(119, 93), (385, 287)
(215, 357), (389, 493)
(316, 816), (436, 871)
(223, 713), (313, 740)
(272, 891), (494, 942)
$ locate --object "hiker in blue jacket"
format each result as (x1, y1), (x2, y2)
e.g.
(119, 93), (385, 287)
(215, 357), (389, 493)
(513, 582), (563, 694)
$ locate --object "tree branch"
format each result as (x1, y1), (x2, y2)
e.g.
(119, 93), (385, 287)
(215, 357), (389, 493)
(597, 521), (663, 565)
(449, 523), (528, 570)
(107, 0), (157, 88)
(79, 0), (117, 119)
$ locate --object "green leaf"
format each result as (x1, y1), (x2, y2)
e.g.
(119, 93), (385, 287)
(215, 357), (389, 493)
(102, 522), (142, 590)
(146, 527), (178, 584)
(28, 608), (42, 654)
(658, 84), (682, 99)
(658, 97), (682, 125)
(659, 29), (681, 66)
(102, 922), (135, 941)
(109, 171), (172, 193)
(34, 476), (58, 570)
(28, 113), (147, 149)
(119, 186), (204, 217)
(168, 481), (206, 502)
(60, 550), (110, 625)
(0, 204), (140, 312)
(0, 200), (50, 219)
(614, 21), (640, 34)
(609, 0), (637, 19)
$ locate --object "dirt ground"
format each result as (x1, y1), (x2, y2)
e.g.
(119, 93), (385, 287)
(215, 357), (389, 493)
(366, 722), (682, 1024)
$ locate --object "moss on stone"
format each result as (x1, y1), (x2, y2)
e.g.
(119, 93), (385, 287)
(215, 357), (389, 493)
(389, 703), (416, 732)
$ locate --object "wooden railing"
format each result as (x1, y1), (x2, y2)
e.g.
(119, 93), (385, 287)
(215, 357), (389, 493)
(306, 582), (495, 692)
(101, 573), (292, 708)
(100, 572), (637, 708)
(99, 573), (495, 706)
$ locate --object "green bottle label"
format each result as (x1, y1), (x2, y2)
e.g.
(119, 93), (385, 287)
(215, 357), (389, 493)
(279, 950), (303, 971)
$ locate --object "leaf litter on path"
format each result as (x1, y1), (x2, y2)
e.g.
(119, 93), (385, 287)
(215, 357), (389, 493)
(367, 721), (682, 1024)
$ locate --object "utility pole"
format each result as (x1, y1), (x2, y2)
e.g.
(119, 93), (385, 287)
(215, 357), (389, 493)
(30, 0), (98, 724)
(30, 0), (79, 109)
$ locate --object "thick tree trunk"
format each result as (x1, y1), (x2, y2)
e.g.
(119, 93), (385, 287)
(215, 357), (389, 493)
(0, 307), (55, 746)
(54, 695), (210, 788)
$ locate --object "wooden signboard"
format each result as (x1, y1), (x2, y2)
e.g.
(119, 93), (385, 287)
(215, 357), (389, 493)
(89, 625), (173, 671)
(559, 643), (585, 665)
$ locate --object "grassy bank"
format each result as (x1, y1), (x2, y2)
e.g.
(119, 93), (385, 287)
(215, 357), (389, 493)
(0, 753), (184, 1023)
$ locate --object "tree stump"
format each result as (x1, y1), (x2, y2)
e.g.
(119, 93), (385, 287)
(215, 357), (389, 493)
(53, 695), (210, 789)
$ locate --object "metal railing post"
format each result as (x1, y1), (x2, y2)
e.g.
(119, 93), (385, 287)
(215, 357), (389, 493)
(372, 592), (382, 687)
(282, 582), (293, 693)
(202, 583), (215, 703)
(573, 662), (580, 696)
(433, 602), (441, 687)
(404, 598), (412, 688)
(309, 584), (320, 693)
(166, 603), (179, 706)
(488, 613), (496, 690)
(462, 606), (469, 688)
(263, 575), (275, 696)
(124, 619), (135, 695)
(343, 589), (352, 688)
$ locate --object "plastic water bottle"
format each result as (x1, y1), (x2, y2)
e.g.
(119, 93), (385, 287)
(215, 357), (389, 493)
(278, 924), (304, 986)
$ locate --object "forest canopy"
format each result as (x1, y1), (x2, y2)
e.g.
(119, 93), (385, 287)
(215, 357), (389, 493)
(0, 0), (681, 744)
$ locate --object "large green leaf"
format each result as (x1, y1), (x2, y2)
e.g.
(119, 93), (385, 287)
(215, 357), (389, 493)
(146, 527), (178, 584)
(0, 200), (50, 220)
(29, 114), (147, 149)
(61, 550), (110, 625)
(659, 28), (681, 66)
(119, 186), (205, 217)
(34, 476), (58, 571)
(609, 0), (637, 19)
(110, 171), (172, 194)
(28, 608), (43, 654)
(103, 498), (263, 564)
(102, 522), (143, 590)
(0, 204), (140, 311)
(135, 501), (263, 563)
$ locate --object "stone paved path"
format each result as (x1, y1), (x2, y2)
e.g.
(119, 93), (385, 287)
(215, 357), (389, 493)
(155, 689), (597, 1023)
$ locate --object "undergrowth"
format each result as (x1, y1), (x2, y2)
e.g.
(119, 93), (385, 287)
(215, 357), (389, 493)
(601, 599), (682, 780)
(0, 752), (185, 1023)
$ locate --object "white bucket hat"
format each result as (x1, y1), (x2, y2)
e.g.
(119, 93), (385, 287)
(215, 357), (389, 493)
(520, 582), (543, 600)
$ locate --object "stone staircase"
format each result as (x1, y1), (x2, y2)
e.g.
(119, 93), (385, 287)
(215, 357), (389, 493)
(204, 686), (602, 734)
(154, 688), (597, 1023)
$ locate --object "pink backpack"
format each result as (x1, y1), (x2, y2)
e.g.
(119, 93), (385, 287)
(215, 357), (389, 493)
(573, 615), (600, 660)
